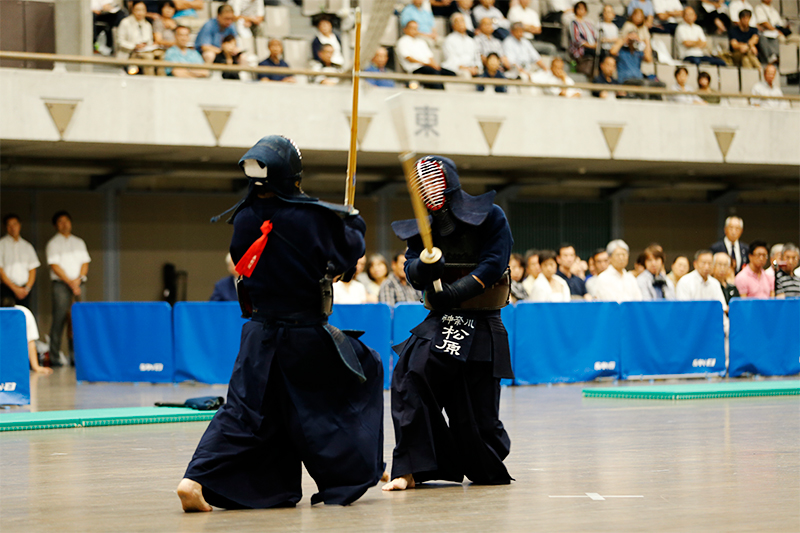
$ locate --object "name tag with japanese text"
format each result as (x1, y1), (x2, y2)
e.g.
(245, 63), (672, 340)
(431, 313), (476, 362)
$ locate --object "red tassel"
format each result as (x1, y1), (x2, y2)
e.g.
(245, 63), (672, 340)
(235, 220), (273, 278)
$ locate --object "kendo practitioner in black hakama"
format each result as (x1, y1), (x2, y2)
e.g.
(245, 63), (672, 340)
(383, 155), (514, 491)
(178, 136), (384, 511)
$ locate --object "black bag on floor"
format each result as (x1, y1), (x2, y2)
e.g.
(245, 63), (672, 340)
(155, 396), (225, 410)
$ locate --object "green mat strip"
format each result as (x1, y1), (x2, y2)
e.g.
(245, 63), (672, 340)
(583, 380), (800, 400)
(0, 407), (216, 432)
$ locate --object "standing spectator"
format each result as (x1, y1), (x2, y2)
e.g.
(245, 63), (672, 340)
(735, 240), (774, 298)
(710, 216), (748, 274)
(312, 17), (344, 67)
(0, 214), (40, 308)
(400, 0), (437, 40)
(675, 8), (727, 66)
(475, 18), (512, 70)
(711, 252), (740, 305)
(164, 26), (209, 77)
(699, 0), (730, 35)
(309, 44), (344, 85)
(593, 55), (622, 99)
(396, 21), (456, 89)
(775, 243), (800, 298)
(676, 250), (727, 309)
(592, 239), (643, 302)
(46, 211), (91, 368)
(522, 249), (540, 296)
(668, 66), (706, 105)
(610, 31), (664, 97)
(585, 248), (609, 297)
(231, 0), (264, 42)
(472, 0), (511, 40)
(477, 52), (508, 92)
(543, 57), (582, 97)
(627, 0), (655, 28)
(213, 35), (245, 80)
(569, 2), (598, 76)
(754, 0), (786, 65)
(152, 1), (178, 49)
(667, 255), (690, 287)
(697, 71), (721, 104)
(508, 0), (558, 56)
(442, 13), (481, 78)
(598, 5), (620, 56)
(729, 0), (756, 27)
(751, 64), (790, 109)
(210, 253), (237, 302)
(728, 10), (760, 68)
(92, 0), (126, 55)
(509, 253), (528, 302)
(360, 253), (389, 302)
(528, 250), (571, 302)
(637, 245), (675, 300)
(378, 252), (421, 305)
(332, 277), (368, 304)
(195, 4), (238, 64)
(117, 1), (156, 74)
(364, 47), (396, 87)
(652, 0), (684, 34)
(555, 244), (588, 299)
(258, 39), (295, 83)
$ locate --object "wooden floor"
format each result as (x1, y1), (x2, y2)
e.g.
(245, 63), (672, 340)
(2, 370), (798, 532)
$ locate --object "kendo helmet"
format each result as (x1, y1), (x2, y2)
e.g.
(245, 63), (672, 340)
(238, 135), (308, 200)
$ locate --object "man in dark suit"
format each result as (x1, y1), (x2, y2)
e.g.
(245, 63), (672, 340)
(711, 216), (748, 274)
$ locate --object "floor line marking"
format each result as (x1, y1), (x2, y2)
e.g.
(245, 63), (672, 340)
(586, 493), (605, 500)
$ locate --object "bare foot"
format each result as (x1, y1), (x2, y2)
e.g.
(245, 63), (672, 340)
(177, 478), (212, 512)
(382, 474), (415, 491)
(380, 471), (390, 483)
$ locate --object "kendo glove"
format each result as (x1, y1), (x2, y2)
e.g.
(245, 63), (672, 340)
(426, 275), (485, 310)
(406, 255), (445, 287)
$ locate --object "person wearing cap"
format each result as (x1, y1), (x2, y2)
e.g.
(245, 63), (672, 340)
(382, 155), (514, 492)
(178, 135), (385, 512)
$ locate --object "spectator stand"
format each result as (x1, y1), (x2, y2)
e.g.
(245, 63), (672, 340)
(729, 298), (800, 377)
(0, 308), (31, 405)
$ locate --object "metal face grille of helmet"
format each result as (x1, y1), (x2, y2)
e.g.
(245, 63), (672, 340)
(412, 157), (447, 211)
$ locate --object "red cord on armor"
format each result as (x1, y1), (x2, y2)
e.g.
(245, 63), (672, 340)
(235, 220), (273, 278)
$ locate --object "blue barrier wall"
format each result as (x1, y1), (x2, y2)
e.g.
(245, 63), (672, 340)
(0, 309), (31, 405)
(620, 301), (726, 378)
(73, 302), (174, 383)
(173, 302), (247, 384)
(330, 303), (393, 390)
(514, 302), (621, 384)
(729, 298), (800, 377)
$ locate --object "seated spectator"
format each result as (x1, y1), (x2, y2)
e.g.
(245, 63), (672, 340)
(164, 26), (209, 77)
(454, 0), (476, 35)
(627, 0), (655, 28)
(430, 0), (456, 18)
(258, 39), (295, 83)
(620, 8), (652, 46)
(312, 16), (345, 66)
(697, 71), (721, 104)
(735, 240), (774, 298)
(729, 0), (756, 27)
(172, 0), (204, 26)
(667, 255), (690, 286)
(585, 248), (609, 298)
(378, 252), (421, 305)
(93, 0), (126, 55)
(592, 240), (643, 302)
(751, 64), (790, 109)
(528, 250), (571, 302)
(195, 4), (238, 63)
(669, 66), (706, 105)
(210, 254), (237, 301)
(571, 256), (588, 280)
(775, 243), (800, 298)
(508, 0), (558, 56)
(117, 1), (156, 74)
(593, 55), (623, 98)
(637, 245), (675, 300)
(364, 47), (396, 87)
(652, 0), (683, 34)
(442, 13), (481, 78)
(509, 253), (529, 302)
(769, 243), (784, 274)
(755, 0), (786, 65)
(477, 53), (508, 92)
(503, 22), (547, 79)
(396, 21), (456, 89)
(543, 0), (575, 24)
(569, 2), (598, 76)
(543, 57), (582, 98)
(632, 252), (647, 277)
(711, 252), (740, 305)
(522, 249), (540, 296)
(675, 8), (727, 66)
(610, 31), (664, 98)
(231, 0), (264, 41)
(400, 0), (437, 40)
(213, 35), (245, 80)
(333, 277), (368, 304)
(310, 43), (344, 85)
(472, 0), (511, 40)
(729, 10), (760, 69)
(475, 18), (512, 71)
(359, 253), (389, 303)
(1, 298), (52, 374)
(152, 1), (178, 49)
(700, 0), (731, 35)
(598, 5), (620, 57)
(554, 244), (587, 298)
(676, 250), (727, 309)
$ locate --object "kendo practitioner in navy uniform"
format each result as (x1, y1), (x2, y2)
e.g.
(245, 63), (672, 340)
(178, 135), (385, 511)
(383, 155), (514, 491)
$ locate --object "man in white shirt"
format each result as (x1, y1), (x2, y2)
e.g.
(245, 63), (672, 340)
(754, 0), (785, 64)
(653, 0), (684, 33)
(442, 12), (481, 77)
(592, 239), (643, 302)
(46, 210), (91, 367)
(0, 214), (40, 308)
(751, 64), (789, 109)
(674, 7), (727, 66)
(676, 250), (727, 309)
(396, 20), (455, 89)
(503, 23), (547, 79)
(507, 0), (559, 56)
